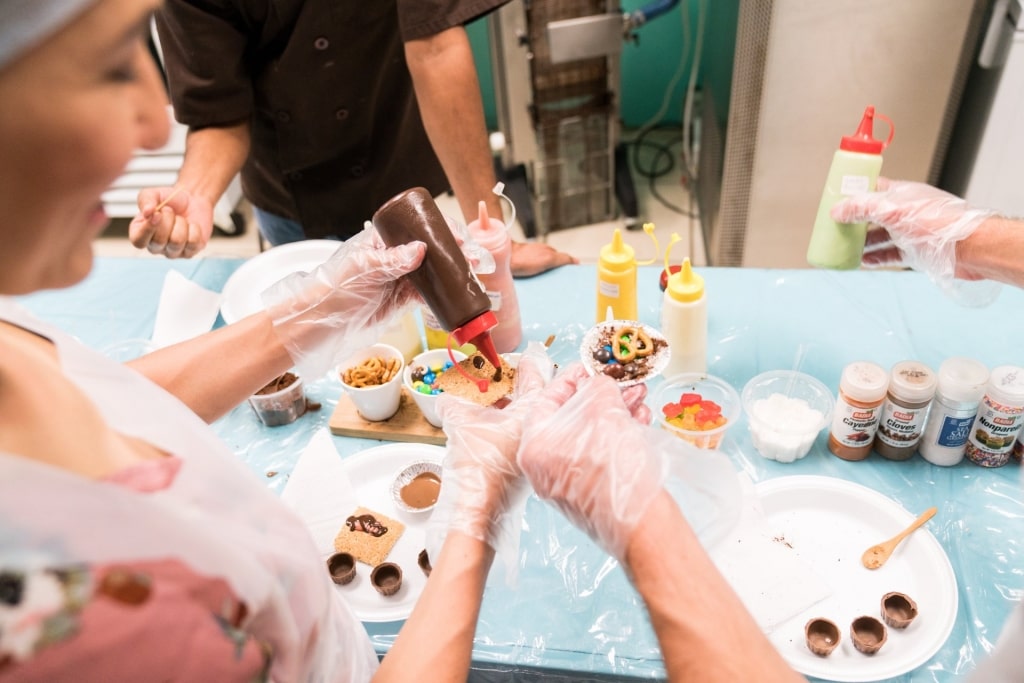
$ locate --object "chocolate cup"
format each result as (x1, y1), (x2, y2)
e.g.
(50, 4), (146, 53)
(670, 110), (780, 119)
(370, 562), (403, 596)
(881, 591), (919, 629)
(804, 617), (841, 657)
(417, 549), (432, 577)
(326, 552), (357, 586)
(850, 615), (888, 655)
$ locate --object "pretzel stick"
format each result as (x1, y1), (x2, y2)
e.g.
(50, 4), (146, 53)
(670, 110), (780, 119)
(153, 187), (183, 212)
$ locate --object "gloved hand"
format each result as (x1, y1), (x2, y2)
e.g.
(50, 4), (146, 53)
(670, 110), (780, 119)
(261, 226), (425, 380)
(427, 343), (555, 556)
(130, 186), (214, 259)
(515, 364), (667, 561)
(830, 178), (995, 280)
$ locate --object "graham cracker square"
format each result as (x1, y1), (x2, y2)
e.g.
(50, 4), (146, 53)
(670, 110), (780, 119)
(333, 506), (405, 566)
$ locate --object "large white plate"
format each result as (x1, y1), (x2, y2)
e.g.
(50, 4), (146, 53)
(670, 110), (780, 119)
(333, 443), (445, 623)
(756, 476), (957, 682)
(220, 240), (340, 324)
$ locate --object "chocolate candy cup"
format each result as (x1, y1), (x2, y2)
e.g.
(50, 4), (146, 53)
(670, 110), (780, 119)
(850, 615), (887, 655)
(370, 562), (403, 596)
(881, 591), (919, 629)
(417, 549), (432, 577)
(804, 617), (841, 657)
(326, 552), (357, 585)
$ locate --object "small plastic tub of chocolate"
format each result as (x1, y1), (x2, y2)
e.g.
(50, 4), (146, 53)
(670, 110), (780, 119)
(390, 461), (443, 514)
(417, 549), (432, 577)
(248, 372), (307, 426)
(881, 591), (918, 629)
(804, 617), (841, 657)
(850, 615), (888, 655)
(370, 562), (403, 596)
(326, 552), (356, 585)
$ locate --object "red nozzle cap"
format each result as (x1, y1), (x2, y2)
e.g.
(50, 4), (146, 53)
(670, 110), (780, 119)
(452, 310), (501, 369)
(840, 106), (895, 154)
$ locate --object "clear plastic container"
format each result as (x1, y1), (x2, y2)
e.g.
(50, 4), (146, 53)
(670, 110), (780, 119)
(742, 370), (835, 463)
(248, 372), (307, 427)
(652, 373), (740, 449)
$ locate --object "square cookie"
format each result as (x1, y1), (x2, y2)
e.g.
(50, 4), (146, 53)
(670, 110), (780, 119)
(333, 506), (405, 566)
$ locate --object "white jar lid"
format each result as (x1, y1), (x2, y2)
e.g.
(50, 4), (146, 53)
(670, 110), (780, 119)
(936, 357), (989, 404)
(840, 361), (889, 403)
(888, 360), (937, 403)
(985, 365), (1024, 406)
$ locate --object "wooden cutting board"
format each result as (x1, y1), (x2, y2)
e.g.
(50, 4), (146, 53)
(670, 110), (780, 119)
(329, 389), (446, 445)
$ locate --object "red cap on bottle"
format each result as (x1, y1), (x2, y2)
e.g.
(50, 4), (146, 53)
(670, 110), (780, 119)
(839, 106), (895, 154)
(452, 310), (501, 370)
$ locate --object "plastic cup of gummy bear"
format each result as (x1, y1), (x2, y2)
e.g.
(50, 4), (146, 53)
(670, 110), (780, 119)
(652, 373), (740, 449)
(403, 349), (468, 428)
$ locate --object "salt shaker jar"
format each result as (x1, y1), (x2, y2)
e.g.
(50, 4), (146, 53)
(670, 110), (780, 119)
(919, 357), (989, 467)
(828, 361), (889, 461)
(964, 365), (1024, 467)
(873, 361), (937, 461)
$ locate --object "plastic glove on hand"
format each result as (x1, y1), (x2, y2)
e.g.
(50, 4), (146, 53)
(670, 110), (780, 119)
(130, 186), (214, 259)
(429, 343), (555, 550)
(517, 364), (666, 561)
(830, 178), (995, 281)
(261, 227), (426, 379)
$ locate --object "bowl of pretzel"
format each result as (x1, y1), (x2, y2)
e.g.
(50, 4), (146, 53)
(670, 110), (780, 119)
(579, 320), (671, 387)
(337, 343), (405, 421)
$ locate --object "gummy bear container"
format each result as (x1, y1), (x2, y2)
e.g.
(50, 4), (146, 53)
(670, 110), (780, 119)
(652, 373), (740, 449)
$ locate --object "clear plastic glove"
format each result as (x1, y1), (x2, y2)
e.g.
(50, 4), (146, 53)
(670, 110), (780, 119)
(426, 344), (555, 571)
(830, 178), (1001, 304)
(130, 186), (214, 259)
(515, 364), (667, 561)
(261, 226), (425, 380)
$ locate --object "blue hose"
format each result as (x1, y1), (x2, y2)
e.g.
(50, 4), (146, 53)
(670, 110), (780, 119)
(628, 0), (680, 25)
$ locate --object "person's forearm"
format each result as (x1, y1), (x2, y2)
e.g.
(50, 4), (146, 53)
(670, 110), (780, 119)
(405, 27), (503, 224)
(177, 121), (251, 208)
(374, 533), (494, 682)
(127, 313), (293, 423)
(956, 216), (1024, 289)
(626, 491), (805, 682)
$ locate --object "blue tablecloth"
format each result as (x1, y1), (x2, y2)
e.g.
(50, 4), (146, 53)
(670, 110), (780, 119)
(19, 258), (1024, 682)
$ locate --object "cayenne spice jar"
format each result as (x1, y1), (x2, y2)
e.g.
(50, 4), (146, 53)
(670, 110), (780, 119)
(828, 361), (889, 461)
(873, 361), (937, 461)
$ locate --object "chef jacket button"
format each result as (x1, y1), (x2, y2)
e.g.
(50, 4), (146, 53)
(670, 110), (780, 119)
(276, 110), (291, 123)
(335, 108), (349, 121)
(350, 165), (364, 177)
(314, 36), (330, 50)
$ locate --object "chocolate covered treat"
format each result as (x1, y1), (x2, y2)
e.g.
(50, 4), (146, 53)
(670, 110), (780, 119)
(881, 592), (918, 629)
(326, 552), (357, 585)
(370, 562), (403, 596)
(850, 615), (887, 655)
(580, 321), (670, 386)
(804, 617), (840, 657)
(333, 507), (405, 566)
(435, 353), (515, 406)
(417, 549), (432, 577)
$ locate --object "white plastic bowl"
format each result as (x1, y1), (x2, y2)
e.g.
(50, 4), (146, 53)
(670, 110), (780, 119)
(741, 370), (835, 463)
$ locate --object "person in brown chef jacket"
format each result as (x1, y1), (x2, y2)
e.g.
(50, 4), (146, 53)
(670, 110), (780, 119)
(128, 0), (578, 277)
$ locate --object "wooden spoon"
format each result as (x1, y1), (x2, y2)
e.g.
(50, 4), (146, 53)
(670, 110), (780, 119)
(861, 507), (937, 570)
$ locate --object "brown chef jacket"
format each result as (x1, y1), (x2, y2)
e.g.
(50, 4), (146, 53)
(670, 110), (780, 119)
(156, 0), (508, 239)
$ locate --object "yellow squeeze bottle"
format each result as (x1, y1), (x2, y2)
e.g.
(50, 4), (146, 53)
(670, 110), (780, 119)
(596, 225), (657, 322)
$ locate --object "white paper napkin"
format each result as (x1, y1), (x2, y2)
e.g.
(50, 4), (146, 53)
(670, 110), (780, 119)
(280, 428), (356, 557)
(710, 474), (833, 634)
(150, 270), (222, 348)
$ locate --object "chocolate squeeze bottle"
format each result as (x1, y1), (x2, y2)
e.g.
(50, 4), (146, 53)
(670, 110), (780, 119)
(372, 187), (501, 373)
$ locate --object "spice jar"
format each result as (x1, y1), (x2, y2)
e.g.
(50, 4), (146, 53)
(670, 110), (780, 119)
(828, 361), (889, 461)
(919, 357), (989, 467)
(965, 365), (1024, 467)
(873, 361), (937, 461)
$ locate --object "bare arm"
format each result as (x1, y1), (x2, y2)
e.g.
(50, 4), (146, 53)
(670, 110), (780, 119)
(404, 28), (577, 277)
(626, 491), (805, 683)
(131, 121), (251, 258)
(373, 534), (494, 681)
(956, 216), (1024, 288)
(126, 311), (293, 423)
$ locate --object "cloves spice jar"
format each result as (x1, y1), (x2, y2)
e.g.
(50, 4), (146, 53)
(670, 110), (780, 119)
(873, 361), (937, 461)
(828, 361), (889, 461)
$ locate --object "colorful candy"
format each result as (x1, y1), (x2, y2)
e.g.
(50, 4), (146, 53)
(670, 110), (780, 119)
(409, 360), (454, 395)
(662, 392), (727, 432)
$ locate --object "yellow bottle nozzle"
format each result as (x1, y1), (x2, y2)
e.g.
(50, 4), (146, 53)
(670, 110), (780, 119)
(599, 228), (636, 272)
(666, 256), (704, 303)
(636, 222), (661, 266)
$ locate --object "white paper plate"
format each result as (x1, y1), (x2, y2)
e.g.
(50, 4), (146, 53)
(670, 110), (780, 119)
(220, 240), (340, 324)
(579, 320), (670, 387)
(332, 443), (445, 622)
(756, 476), (957, 682)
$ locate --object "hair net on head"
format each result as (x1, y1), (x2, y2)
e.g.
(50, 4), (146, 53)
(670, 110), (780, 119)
(0, 0), (98, 71)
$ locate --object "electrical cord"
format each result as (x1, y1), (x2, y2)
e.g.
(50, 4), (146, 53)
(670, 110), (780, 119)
(625, 125), (697, 218)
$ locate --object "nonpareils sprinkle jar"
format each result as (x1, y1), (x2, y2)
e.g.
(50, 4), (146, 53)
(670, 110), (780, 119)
(965, 365), (1024, 468)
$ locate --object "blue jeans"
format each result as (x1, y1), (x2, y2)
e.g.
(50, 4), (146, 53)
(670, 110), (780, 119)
(253, 207), (342, 247)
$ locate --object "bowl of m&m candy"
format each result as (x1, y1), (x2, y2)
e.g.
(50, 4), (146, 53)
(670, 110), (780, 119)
(403, 349), (468, 428)
(653, 373), (740, 449)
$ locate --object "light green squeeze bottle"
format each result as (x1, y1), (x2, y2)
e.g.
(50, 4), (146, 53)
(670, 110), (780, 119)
(806, 106), (894, 270)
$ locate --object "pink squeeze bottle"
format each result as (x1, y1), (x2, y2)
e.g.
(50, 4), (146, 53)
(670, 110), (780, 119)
(467, 199), (522, 352)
